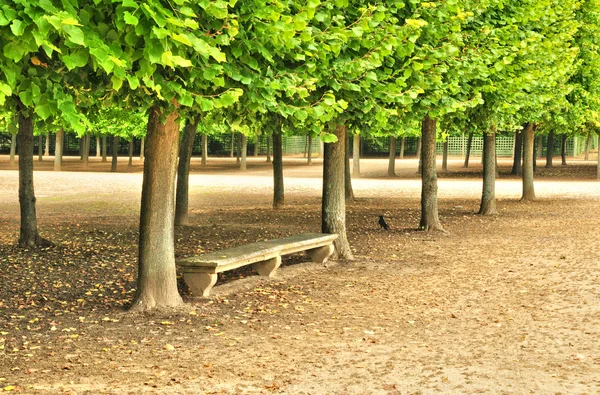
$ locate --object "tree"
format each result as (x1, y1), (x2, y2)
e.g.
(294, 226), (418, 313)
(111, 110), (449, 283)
(175, 116), (199, 226)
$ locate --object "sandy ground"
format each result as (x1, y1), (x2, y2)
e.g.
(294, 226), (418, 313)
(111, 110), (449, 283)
(0, 155), (599, 394)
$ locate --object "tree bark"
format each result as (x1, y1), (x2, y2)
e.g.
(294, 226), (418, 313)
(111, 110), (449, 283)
(266, 135), (271, 163)
(129, 105), (183, 311)
(388, 136), (397, 177)
(230, 131), (235, 158)
(44, 133), (50, 157)
(442, 140), (449, 172)
(54, 129), (64, 171)
(584, 133), (592, 161)
(561, 134), (567, 166)
(140, 136), (145, 161)
(322, 124), (353, 259)
(399, 136), (405, 159)
(175, 117), (198, 226)
(463, 132), (473, 168)
(307, 134), (313, 165)
(96, 136), (101, 157)
(17, 100), (49, 247)
(128, 137), (134, 167)
(345, 133), (354, 202)
(532, 131), (538, 172)
(254, 135), (259, 157)
(201, 134), (207, 165)
(352, 133), (360, 177)
(111, 136), (120, 172)
(38, 134), (43, 161)
(511, 130), (523, 175)
(273, 128), (284, 208)
(416, 137), (422, 175)
(82, 134), (91, 167)
(479, 129), (497, 215)
(9, 132), (17, 166)
(419, 116), (443, 231)
(537, 135), (544, 158)
(521, 123), (536, 201)
(545, 130), (554, 168)
(240, 134), (247, 170)
(102, 135), (108, 162)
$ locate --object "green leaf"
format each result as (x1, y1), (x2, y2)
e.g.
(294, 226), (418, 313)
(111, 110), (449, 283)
(124, 11), (139, 25)
(171, 33), (192, 47)
(35, 102), (54, 120)
(198, 97), (214, 111)
(112, 75), (123, 91)
(10, 19), (26, 36)
(321, 133), (338, 143)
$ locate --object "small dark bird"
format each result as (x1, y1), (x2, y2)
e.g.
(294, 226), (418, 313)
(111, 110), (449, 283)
(378, 215), (390, 230)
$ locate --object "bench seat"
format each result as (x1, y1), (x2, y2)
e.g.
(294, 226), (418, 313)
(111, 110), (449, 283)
(177, 233), (337, 296)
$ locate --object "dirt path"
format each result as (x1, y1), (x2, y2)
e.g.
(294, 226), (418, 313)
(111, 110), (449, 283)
(0, 157), (599, 394)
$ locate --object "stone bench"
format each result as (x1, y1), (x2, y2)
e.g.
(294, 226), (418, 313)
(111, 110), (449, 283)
(177, 233), (338, 297)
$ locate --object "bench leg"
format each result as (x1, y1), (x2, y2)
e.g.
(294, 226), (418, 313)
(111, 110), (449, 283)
(252, 256), (282, 277)
(307, 244), (335, 264)
(183, 272), (218, 297)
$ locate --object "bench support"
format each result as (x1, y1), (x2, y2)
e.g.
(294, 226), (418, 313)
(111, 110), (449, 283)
(307, 244), (335, 264)
(252, 256), (282, 277)
(183, 272), (218, 297)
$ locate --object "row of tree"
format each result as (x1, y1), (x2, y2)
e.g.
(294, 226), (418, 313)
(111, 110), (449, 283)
(2, 0), (600, 310)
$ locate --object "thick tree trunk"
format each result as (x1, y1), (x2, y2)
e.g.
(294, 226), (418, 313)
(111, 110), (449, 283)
(400, 136), (405, 159)
(322, 124), (353, 259)
(584, 133), (592, 161)
(175, 118), (198, 226)
(521, 123), (536, 201)
(532, 132), (538, 172)
(201, 134), (207, 165)
(345, 133), (354, 202)
(128, 137), (134, 167)
(511, 130), (523, 175)
(463, 132), (473, 168)
(82, 134), (91, 167)
(266, 136), (271, 163)
(9, 132), (17, 166)
(38, 134), (43, 161)
(273, 129), (284, 208)
(111, 136), (120, 172)
(96, 136), (101, 157)
(44, 133), (50, 157)
(388, 136), (397, 177)
(102, 135), (108, 162)
(129, 105), (183, 311)
(140, 136), (145, 161)
(561, 134), (567, 166)
(54, 129), (64, 171)
(230, 131), (235, 158)
(307, 134), (313, 165)
(240, 134), (247, 170)
(546, 130), (554, 168)
(352, 133), (360, 177)
(442, 140), (449, 172)
(419, 116), (443, 231)
(17, 100), (49, 247)
(479, 129), (497, 215)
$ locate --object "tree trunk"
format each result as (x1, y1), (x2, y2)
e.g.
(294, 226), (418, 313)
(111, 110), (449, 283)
(273, 128), (284, 208)
(416, 137), (422, 175)
(129, 105), (183, 312)
(532, 132), (538, 172)
(521, 123), (536, 201)
(54, 129), (64, 171)
(17, 100), (49, 247)
(254, 136), (259, 157)
(96, 136), (101, 157)
(560, 134), (567, 166)
(79, 136), (84, 160)
(322, 124), (353, 259)
(83, 134), (91, 167)
(545, 130), (554, 168)
(399, 136), (405, 159)
(128, 137), (134, 167)
(240, 134), (247, 170)
(235, 133), (241, 164)
(37, 134), (43, 161)
(479, 129), (497, 215)
(388, 136), (397, 177)
(345, 132), (354, 202)
(537, 135), (543, 158)
(463, 132), (473, 168)
(140, 136), (145, 161)
(307, 134), (313, 165)
(352, 133), (360, 177)
(9, 132), (17, 166)
(511, 130), (523, 175)
(419, 116), (443, 231)
(230, 131), (235, 158)
(584, 133), (592, 160)
(442, 140), (449, 172)
(201, 134), (207, 165)
(111, 136), (120, 172)
(102, 135), (108, 162)
(266, 135), (271, 163)
(44, 133), (50, 157)
(175, 117), (198, 227)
